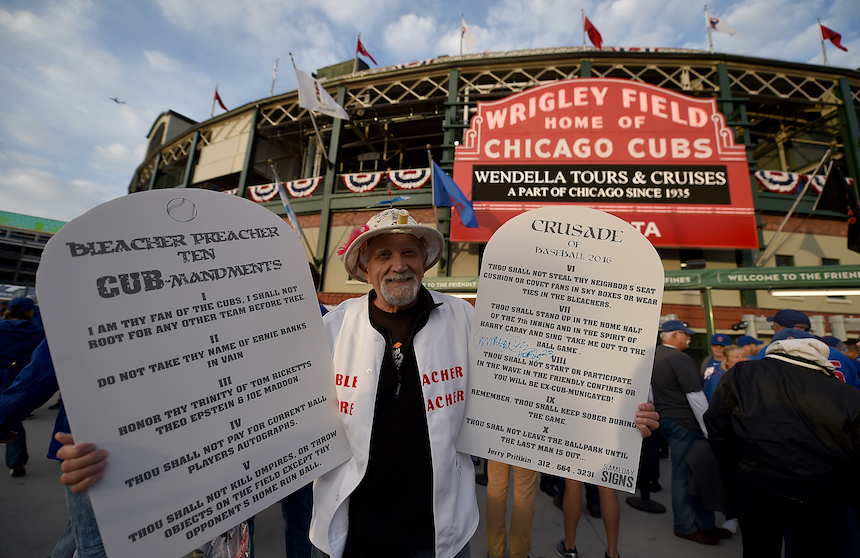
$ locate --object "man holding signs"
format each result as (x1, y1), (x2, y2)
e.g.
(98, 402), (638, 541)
(58, 206), (660, 558)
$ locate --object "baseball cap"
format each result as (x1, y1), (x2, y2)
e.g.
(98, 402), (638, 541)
(737, 335), (764, 347)
(7, 297), (34, 312)
(709, 333), (731, 346)
(661, 320), (696, 336)
(766, 309), (810, 329)
(820, 336), (843, 348)
(338, 209), (444, 283)
(771, 328), (815, 341)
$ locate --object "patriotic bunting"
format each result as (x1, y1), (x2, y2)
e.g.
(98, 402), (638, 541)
(248, 183), (279, 202)
(342, 172), (384, 193)
(285, 177), (322, 198)
(755, 170), (853, 195)
(387, 168), (430, 190)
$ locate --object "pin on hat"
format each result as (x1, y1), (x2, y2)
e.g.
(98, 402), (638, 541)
(338, 208), (444, 283)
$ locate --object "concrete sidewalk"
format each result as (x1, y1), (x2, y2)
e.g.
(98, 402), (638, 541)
(2, 399), (742, 557)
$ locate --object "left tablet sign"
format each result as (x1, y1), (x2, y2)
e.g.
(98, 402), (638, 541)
(37, 189), (351, 558)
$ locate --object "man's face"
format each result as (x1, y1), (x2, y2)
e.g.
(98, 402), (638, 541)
(742, 343), (759, 356)
(711, 344), (725, 359)
(361, 234), (426, 312)
(669, 331), (691, 350)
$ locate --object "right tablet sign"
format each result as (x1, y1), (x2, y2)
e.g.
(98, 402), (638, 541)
(457, 206), (664, 492)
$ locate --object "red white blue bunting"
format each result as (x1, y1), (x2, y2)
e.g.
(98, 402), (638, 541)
(285, 177), (321, 198)
(342, 172), (384, 193)
(755, 170), (805, 193)
(755, 170), (853, 195)
(387, 168), (430, 190)
(248, 183), (279, 202)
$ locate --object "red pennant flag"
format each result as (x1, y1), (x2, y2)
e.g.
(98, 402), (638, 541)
(584, 16), (603, 49)
(356, 37), (378, 65)
(214, 88), (228, 111)
(820, 23), (848, 51)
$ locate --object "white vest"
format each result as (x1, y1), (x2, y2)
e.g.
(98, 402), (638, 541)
(310, 290), (479, 558)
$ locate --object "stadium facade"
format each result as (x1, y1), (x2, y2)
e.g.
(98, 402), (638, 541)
(127, 46), (860, 346)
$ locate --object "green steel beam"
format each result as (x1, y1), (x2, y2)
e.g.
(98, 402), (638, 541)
(836, 78), (860, 184)
(315, 86), (347, 283)
(147, 153), (161, 191)
(180, 131), (200, 189)
(236, 108), (259, 199)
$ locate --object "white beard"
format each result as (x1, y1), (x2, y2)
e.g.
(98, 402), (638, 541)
(379, 271), (419, 308)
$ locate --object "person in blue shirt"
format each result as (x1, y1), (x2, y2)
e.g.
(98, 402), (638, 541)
(699, 333), (731, 380)
(757, 322), (860, 393)
(703, 345), (748, 402)
(737, 335), (763, 360)
(0, 296), (45, 476)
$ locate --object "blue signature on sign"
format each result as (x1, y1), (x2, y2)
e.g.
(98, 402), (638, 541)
(472, 328), (554, 361)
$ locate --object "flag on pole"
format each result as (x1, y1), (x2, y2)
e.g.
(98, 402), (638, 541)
(295, 68), (350, 120)
(214, 87), (228, 112)
(815, 166), (860, 252)
(431, 161), (478, 228)
(276, 181), (304, 240)
(584, 16), (603, 49)
(462, 15), (477, 52)
(705, 9), (737, 36)
(820, 23), (848, 51)
(356, 37), (378, 65)
(273, 59), (279, 82)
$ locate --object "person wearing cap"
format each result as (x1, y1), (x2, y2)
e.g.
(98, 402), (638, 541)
(651, 320), (730, 545)
(705, 328), (860, 556)
(736, 335), (763, 358)
(699, 333), (731, 381)
(53, 208), (661, 558)
(756, 310), (860, 387)
(0, 296), (45, 477)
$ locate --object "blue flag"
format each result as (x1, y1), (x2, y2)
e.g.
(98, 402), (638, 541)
(431, 161), (478, 228)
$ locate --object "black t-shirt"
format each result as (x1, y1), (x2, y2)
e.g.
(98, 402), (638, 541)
(343, 288), (439, 557)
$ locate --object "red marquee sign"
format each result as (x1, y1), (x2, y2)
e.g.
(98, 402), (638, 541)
(451, 78), (758, 249)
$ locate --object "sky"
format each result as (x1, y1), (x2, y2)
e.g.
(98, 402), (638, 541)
(1, 0), (858, 223)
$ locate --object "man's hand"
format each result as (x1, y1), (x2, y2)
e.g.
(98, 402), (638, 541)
(635, 402), (659, 438)
(55, 432), (108, 493)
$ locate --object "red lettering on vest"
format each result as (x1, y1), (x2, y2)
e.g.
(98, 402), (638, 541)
(424, 366), (465, 385)
(335, 374), (358, 388)
(426, 390), (465, 412)
(338, 400), (354, 415)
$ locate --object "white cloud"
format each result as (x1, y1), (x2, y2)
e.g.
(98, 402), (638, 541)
(0, 167), (122, 222)
(383, 14), (438, 59)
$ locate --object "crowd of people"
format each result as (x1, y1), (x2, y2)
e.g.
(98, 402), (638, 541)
(2, 208), (859, 558)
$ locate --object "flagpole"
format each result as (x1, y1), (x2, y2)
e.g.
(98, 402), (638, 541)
(354, 33), (360, 74)
(290, 54), (329, 162)
(211, 85), (218, 118)
(818, 18), (829, 66)
(755, 148), (832, 266)
(428, 147), (439, 226)
(582, 10), (586, 47)
(705, 5), (715, 54)
(270, 58), (279, 97)
(460, 14), (464, 56)
(271, 163), (316, 256)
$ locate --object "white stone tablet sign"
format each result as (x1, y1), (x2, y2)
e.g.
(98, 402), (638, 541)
(37, 189), (351, 558)
(457, 206), (664, 492)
